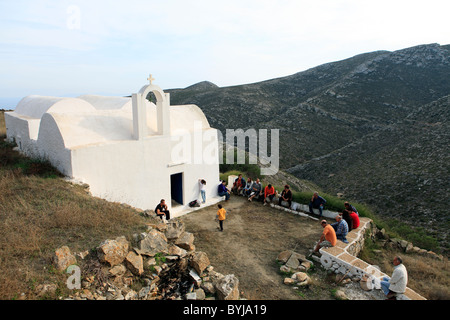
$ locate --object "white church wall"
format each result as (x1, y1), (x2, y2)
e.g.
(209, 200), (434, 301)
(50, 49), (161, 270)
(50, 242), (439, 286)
(5, 81), (222, 218)
(37, 113), (73, 176)
(70, 136), (174, 211)
(68, 127), (220, 215)
(169, 127), (221, 217)
(4, 112), (40, 157)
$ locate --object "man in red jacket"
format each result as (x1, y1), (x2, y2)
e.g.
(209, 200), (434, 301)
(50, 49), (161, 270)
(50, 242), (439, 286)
(263, 184), (276, 206)
(348, 210), (360, 229)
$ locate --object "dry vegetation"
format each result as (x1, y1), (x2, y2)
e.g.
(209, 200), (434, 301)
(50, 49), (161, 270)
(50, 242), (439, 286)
(360, 238), (450, 300)
(0, 111), (149, 299)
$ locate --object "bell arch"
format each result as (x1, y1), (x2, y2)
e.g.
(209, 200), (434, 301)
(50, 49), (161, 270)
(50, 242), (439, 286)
(132, 80), (171, 140)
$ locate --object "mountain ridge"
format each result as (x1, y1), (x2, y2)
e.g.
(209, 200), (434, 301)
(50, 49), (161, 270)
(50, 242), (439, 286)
(168, 43), (450, 252)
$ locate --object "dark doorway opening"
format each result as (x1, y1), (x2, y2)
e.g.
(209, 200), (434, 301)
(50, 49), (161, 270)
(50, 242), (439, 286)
(171, 173), (183, 206)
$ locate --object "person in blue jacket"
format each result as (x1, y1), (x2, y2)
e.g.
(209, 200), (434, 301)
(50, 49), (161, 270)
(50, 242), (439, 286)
(218, 180), (231, 201)
(309, 192), (326, 217)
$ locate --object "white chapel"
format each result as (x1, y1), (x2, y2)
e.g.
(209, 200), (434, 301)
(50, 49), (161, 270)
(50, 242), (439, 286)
(4, 76), (221, 216)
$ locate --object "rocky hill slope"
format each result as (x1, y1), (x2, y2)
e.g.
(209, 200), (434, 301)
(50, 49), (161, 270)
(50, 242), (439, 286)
(168, 43), (450, 252)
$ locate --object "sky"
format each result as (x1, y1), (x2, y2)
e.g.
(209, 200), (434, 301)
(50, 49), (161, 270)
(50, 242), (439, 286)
(1, 0), (449, 108)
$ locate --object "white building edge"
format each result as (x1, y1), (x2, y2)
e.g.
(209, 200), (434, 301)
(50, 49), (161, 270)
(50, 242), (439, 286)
(4, 80), (222, 217)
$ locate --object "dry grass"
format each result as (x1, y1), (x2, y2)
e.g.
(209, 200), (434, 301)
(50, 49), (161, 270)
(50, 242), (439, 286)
(0, 111), (149, 299)
(361, 240), (449, 300)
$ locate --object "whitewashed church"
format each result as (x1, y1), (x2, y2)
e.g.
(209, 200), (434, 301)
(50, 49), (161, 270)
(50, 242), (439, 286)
(4, 76), (221, 217)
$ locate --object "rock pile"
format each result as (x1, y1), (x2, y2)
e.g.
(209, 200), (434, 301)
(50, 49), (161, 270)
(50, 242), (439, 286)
(373, 227), (443, 261)
(277, 250), (313, 287)
(51, 219), (240, 300)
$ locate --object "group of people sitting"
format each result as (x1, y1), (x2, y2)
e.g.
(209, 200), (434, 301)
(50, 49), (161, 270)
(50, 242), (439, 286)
(314, 201), (360, 251)
(312, 203), (409, 300)
(218, 174), (293, 207)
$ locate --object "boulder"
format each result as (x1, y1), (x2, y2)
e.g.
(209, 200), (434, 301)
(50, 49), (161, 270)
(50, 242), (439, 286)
(175, 232), (195, 251)
(201, 282), (216, 295)
(125, 251), (144, 276)
(277, 250), (292, 264)
(139, 229), (169, 256)
(109, 264), (127, 277)
(53, 246), (77, 271)
(285, 252), (307, 269)
(215, 274), (240, 300)
(190, 251), (210, 275)
(300, 261), (312, 271)
(291, 272), (308, 282)
(165, 220), (185, 240)
(97, 236), (129, 267)
(168, 244), (188, 257)
(399, 240), (413, 253)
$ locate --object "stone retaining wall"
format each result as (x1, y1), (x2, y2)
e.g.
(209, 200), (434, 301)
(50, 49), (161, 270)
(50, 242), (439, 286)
(319, 218), (426, 300)
(269, 201), (426, 300)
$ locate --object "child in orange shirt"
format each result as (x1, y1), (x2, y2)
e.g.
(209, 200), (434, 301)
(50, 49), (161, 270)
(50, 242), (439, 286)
(216, 204), (226, 231)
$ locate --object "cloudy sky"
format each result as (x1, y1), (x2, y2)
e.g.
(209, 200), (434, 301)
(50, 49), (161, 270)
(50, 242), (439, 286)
(1, 0), (449, 108)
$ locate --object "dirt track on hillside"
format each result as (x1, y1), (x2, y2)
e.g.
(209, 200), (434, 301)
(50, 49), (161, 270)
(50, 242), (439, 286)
(180, 195), (326, 300)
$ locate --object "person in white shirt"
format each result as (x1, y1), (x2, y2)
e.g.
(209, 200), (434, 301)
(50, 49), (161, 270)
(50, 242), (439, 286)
(380, 256), (408, 299)
(198, 179), (206, 203)
(243, 177), (253, 196)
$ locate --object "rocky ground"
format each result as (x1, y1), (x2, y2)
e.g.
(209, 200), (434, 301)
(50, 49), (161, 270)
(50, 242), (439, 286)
(179, 195), (390, 300)
(38, 195), (410, 301)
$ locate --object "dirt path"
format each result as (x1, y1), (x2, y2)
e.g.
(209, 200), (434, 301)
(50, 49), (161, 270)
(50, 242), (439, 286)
(179, 195), (324, 300)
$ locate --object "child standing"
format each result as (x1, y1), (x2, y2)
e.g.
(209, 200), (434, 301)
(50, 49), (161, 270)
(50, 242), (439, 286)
(199, 179), (206, 203)
(216, 204), (226, 232)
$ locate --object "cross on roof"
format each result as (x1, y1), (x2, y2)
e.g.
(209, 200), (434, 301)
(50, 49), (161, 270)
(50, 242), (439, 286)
(147, 74), (155, 85)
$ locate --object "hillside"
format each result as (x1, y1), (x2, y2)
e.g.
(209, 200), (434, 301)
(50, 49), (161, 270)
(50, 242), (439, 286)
(288, 95), (450, 247)
(168, 43), (450, 253)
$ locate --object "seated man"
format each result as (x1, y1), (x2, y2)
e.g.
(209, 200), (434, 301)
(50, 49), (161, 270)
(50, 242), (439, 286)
(263, 184), (276, 205)
(348, 209), (360, 229)
(232, 174), (246, 195)
(314, 220), (337, 253)
(155, 199), (170, 221)
(380, 256), (408, 299)
(278, 184), (293, 208)
(344, 201), (359, 216)
(309, 192), (327, 217)
(243, 177), (253, 196)
(218, 180), (231, 201)
(248, 178), (262, 202)
(341, 210), (354, 231)
(332, 215), (349, 243)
